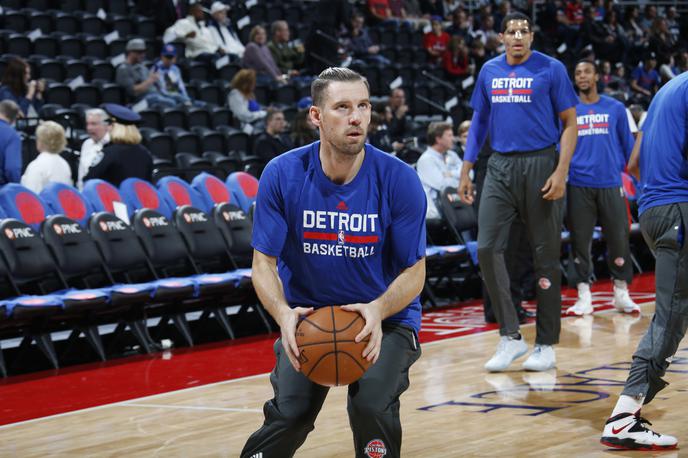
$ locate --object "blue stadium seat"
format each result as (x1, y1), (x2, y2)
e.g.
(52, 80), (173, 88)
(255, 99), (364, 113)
(156, 176), (206, 219)
(191, 172), (237, 214)
(119, 177), (171, 219)
(0, 183), (50, 231)
(82, 179), (125, 214)
(40, 182), (93, 227)
(226, 171), (258, 213)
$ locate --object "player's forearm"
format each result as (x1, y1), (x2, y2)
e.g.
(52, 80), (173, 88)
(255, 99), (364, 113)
(372, 258), (425, 319)
(627, 131), (642, 180)
(556, 109), (578, 174)
(251, 251), (291, 326)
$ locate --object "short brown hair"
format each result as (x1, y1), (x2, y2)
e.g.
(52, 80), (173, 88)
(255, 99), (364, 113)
(231, 69), (257, 96)
(427, 122), (453, 146)
(311, 67), (369, 107)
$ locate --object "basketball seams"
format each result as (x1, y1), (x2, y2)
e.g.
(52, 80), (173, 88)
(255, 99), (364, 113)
(299, 310), (361, 332)
(330, 306), (340, 385)
(296, 338), (369, 348)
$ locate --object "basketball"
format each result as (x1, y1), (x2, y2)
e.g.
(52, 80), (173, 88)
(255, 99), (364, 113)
(295, 306), (372, 386)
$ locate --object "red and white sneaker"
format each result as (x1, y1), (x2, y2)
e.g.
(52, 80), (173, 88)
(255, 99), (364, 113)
(601, 411), (678, 450)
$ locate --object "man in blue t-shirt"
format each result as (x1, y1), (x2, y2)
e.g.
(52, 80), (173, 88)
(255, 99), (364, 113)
(600, 70), (688, 453)
(566, 60), (640, 317)
(241, 68), (426, 458)
(458, 12), (578, 372)
(0, 100), (22, 185)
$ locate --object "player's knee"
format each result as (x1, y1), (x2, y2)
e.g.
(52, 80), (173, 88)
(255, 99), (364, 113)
(477, 245), (501, 262)
(276, 404), (319, 433)
(348, 391), (393, 418)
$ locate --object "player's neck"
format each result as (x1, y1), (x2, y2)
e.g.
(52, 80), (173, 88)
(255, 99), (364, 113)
(319, 143), (365, 185)
(506, 50), (532, 66)
(579, 90), (600, 104)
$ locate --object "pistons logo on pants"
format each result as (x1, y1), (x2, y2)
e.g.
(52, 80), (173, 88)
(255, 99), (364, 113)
(364, 439), (387, 458)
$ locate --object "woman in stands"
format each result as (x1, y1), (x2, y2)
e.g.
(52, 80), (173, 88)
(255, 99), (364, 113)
(290, 109), (318, 147)
(227, 69), (267, 129)
(21, 121), (72, 193)
(83, 104), (153, 186)
(0, 57), (45, 117)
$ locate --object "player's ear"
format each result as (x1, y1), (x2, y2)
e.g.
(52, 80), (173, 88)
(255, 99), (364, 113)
(309, 105), (322, 128)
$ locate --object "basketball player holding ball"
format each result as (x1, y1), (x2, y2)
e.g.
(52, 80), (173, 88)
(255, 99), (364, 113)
(241, 67), (427, 458)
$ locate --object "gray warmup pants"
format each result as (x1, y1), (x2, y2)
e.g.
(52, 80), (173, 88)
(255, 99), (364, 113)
(622, 202), (688, 404)
(567, 185), (633, 286)
(241, 324), (421, 458)
(477, 147), (563, 345)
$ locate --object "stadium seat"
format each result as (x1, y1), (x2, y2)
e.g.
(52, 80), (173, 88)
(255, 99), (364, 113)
(54, 12), (79, 35)
(166, 128), (200, 155)
(203, 151), (241, 178)
(33, 36), (59, 57)
(28, 11), (53, 34)
(81, 14), (105, 36)
(192, 126), (225, 152)
(45, 82), (72, 107)
(4, 13), (28, 33)
(6, 34), (32, 56)
(210, 107), (233, 129)
(0, 183), (50, 231)
(40, 182), (93, 227)
(89, 59), (115, 81)
(82, 179), (125, 214)
(186, 107), (212, 129)
(96, 82), (125, 104)
(73, 83), (101, 106)
(37, 59), (66, 81)
(226, 171), (258, 213)
(191, 172), (236, 213)
(161, 107), (187, 129)
(156, 176), (206, 219)
(59, 35), (84, 59)
(213, 202), (253, 268)
(119, 177), (171, 219)
(111, 15), (135, 37)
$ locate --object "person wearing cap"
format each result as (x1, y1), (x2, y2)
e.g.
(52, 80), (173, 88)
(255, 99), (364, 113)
(116, 39), (165, 106)
(21, 121), (72, 194)
(630, 52), (660, 105)
(166, 2), (224, 62)
(208, 1), (245, 58)
(152, 44), (196, 106)
(84, 104), (153, 187)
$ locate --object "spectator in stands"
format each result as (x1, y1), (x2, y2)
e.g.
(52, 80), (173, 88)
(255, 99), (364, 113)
(116, 39), (166, 107)
(420, 0), (445, 19)
(659, 52), (682, 84)
(417, 121), (464, 219)
(599, 59), (613, 91)
(385, 88), (411, 145)
(21, 121), (72, 194)
(290, 109), (319, 147)
(631, 52), (660, 105)
(208, 1), (245, 59)
(227, 69), (267, 128)
(446, 8), (473, 40)
(368, 0), (393, 24)
(666, 6), (681, 45)
(84, 104), (153, 186)
(623, 5), (648, 52)
(609, 62), (631, 98)
(253, 108), (294, 163)
(648, 18), (676, 67)
(557, 0), (583, 53)
(457, 119), (470, 156)
(581, 5), (618, 62)
(243, 25), (287, 86)
(0, 57), (44, 117)
(165, 2), (224, 63)
(443, 36), (470, 84)
(304, 0), (352, 74)
(470, 39), (488, 73)
(268, 21), (306, 78)
(424, 16), (450, 65)
(152, 44), (196, 107)
(493, 1), (511, 31)
(640, 3), (657, 32)
(474, 14), (499, 46)
(0, 100), (22, 185)
(601, 9), (629, 64)
(78, 108), (111, 190)
(367, 111), (396, 153)
(344, 12), (391, 66)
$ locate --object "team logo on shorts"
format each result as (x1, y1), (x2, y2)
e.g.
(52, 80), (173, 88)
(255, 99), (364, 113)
(338, 230), (345, 245)
(364, 439), (387, 458)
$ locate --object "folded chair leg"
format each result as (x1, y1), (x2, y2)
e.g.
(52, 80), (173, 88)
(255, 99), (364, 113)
(252, 303), (272, 333)
(172, 313), (194, 347)
(0, 343), (6, 377)
(81, 325), (106, 361)
(127, 319), (154, 354)
(630, 252), (643, 274)
(211, 307), (235, 339)
(422, 282), (438, 309)
(34, 332), (59, 369)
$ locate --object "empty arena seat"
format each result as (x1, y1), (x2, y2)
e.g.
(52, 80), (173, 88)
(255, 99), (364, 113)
(119, 178), (170, 219)
(226, 172), (258, 213)
(82, 179), (125, 214)
(191, 172), (236, 213)
(40, 182), (93, 227)
(213, 202), (253, 268)
(0, 183), (50, 231)
(156, 176), (206, 219)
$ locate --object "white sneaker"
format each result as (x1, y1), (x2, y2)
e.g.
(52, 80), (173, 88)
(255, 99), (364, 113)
(522, 345), (556, 371)
(566, 289), (593, 315)
(613, 287), (640, 314)
(484, 336), (528, 372)
(601, 411), (678, 450)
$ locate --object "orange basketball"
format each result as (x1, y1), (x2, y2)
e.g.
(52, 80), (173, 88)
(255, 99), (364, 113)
(295, 306), (372, 386)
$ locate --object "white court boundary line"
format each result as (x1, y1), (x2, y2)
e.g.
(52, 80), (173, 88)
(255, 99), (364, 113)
(0, 300), (655, 430)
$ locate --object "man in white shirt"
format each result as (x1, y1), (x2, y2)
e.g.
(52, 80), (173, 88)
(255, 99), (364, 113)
(208, 1), (245, 58)
(165, 2), (224, 61)
(416, 121), (466, 219)
(78, 108), (110, 190)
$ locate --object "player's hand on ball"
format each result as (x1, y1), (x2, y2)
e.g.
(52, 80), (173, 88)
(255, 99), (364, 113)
(341, 302), (383, 364)
(278, 306), (314, 370)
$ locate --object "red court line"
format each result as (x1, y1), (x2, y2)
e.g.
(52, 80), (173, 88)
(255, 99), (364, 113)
(0, 273), (657, 426)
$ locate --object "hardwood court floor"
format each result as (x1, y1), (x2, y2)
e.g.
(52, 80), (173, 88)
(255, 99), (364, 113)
(1, 299), (685, 457)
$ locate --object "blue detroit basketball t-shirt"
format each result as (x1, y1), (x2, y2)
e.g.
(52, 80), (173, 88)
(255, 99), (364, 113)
(569, 95), (634, 188)
(638, 71), (688, 215)
(468, 51), (578, 156)
(252, 141), (427, 332)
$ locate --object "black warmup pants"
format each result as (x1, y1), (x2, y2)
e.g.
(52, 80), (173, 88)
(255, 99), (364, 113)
(241, 324), (421, 458)
(477, 147), (564, 345)
(566, 184), (633, 286)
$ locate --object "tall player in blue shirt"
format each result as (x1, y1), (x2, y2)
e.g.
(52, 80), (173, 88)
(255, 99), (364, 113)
(241, 68), (426, 458)
(458, 12), (578, 372)
(565, 60), (640, 316)
(600, 71), (688, 452)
